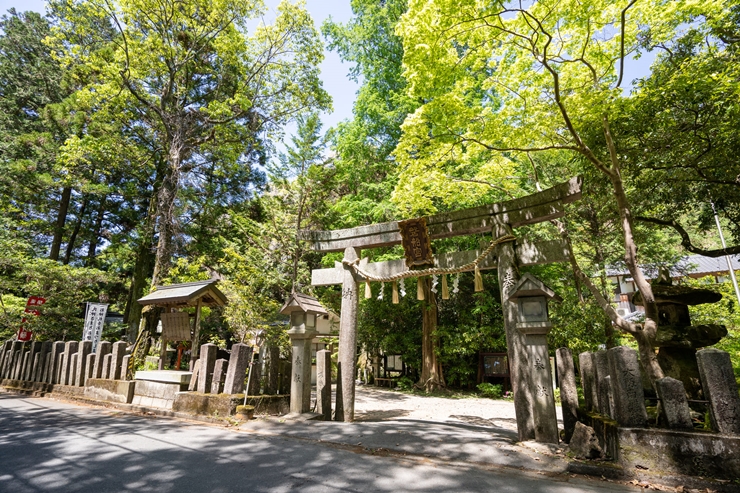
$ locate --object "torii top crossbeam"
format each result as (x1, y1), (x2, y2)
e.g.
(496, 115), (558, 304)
(299, 177), (581, 252)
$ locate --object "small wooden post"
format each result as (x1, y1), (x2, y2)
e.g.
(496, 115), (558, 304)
(159, 307), (171, 370)
(190, 298), (203, 370)
(176, 343), (185, 370)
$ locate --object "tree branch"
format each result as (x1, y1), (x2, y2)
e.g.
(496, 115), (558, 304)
(636, 216), (740, 257)
(616, 0), (638, 89)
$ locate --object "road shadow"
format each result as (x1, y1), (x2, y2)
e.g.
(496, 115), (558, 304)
(0, 393), (587, 493)
(354, 408), (411, 421)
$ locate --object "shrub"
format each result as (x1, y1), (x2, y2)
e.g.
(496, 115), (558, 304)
(396, 376), (415, 391)
(477, 382), (503, 398)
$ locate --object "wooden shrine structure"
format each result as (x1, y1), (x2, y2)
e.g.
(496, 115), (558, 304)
(301, 177), (582, 443)
(138, 280), (227, 370)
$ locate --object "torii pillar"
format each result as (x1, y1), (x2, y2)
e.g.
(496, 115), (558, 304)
(336, 247), (361, 421)
(494, 221), (536, 440)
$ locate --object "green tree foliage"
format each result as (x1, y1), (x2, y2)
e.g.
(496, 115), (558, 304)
(0, 9), (68, 258)
(0, 257), (119, 341)
(687, 277), (740, 382)
(616, 3), (740, 247)
(394, 0), (728, 385)
(323, 0), (415, 226)
(196, 113), (335, 345)
(51, 0), (331, 288)
(436, 272), (506, 388)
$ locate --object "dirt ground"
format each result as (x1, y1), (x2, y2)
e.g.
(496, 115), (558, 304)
(352, 384), (563, 432)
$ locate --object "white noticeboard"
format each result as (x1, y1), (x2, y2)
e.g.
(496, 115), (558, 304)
(82, 303), (108, 352)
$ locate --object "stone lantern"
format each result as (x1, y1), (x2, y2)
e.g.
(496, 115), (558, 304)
(280, 292), (327, 414)
(508, 273), (562, 444)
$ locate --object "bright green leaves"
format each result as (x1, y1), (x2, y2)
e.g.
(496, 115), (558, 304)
(393, 0), (726, 211)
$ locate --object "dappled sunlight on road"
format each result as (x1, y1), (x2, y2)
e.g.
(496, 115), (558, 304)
(0, 393), (636, 493)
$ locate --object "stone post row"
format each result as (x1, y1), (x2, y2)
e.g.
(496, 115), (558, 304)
(607, 346), (647, 428)
(556, 348), (578, 443)
(697, 348), (740, 435)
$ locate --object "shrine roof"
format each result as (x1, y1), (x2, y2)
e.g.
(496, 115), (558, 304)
(606, 254), (740, 279)
(137, 280), (227, 307)
(280, 292), (328, 315)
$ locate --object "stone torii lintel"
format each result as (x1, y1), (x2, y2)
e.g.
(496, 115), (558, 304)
(311, 239), (571, 286)
(300, 177), (581, 253)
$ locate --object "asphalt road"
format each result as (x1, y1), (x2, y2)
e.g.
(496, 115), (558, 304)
(0, 394), (640, 493)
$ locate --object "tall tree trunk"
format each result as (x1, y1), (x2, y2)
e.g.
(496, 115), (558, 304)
(49, 186), (71, 261)
(151, 145), (182, 287)
(63, 198), (87, 264)
(608, 167), (664, 384)
(123, 192), (158, 343)
(291, 187), (306, 292)
(123, 240), (156, 342)
(417, 277), (444, 392)
(85, 196), (107, 265)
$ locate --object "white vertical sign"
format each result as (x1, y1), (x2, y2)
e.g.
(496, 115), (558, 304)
(83, 303), (108, 352)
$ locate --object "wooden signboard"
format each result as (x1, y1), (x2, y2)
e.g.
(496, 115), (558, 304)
(398, 217), (434, 268)
(161, 311), (191, 341)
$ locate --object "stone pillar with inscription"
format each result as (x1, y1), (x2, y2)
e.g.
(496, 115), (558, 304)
(507, 273), (561, 444)
(607, 346), (648, 428)
(288, 315), (316, 414)
(337, 246), (360, 421)
(696, 348), (740, 434)
(494, 222), (536, 441)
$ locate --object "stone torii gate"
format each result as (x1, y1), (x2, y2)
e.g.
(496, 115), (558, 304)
(301, 177), (582, 443)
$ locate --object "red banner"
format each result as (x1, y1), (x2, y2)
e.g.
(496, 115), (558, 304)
(17, 296), (46, 342)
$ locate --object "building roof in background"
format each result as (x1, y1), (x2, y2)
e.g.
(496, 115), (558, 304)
(137, 280), (227, 307)
(607, 254), (740, 279)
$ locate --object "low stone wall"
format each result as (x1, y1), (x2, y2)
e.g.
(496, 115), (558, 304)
(619, 427), (740, 481)
(84, 379), (135, 404)
(172, 393), (289, 417)
(246, 394), (290, 416)
(49, 384), (87, 400)
(0, 379), (52, 397)
(580, 410), (740, 482)
(173, 392), (243, 416)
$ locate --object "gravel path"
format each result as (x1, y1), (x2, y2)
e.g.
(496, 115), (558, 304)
(352, 385), (563, 432)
